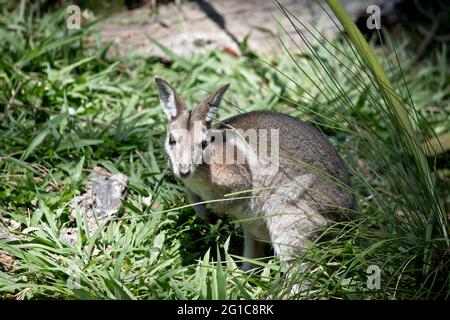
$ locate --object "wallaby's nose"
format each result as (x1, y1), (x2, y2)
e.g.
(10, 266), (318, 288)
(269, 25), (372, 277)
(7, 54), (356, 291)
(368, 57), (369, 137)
(178, 168), (191, 178)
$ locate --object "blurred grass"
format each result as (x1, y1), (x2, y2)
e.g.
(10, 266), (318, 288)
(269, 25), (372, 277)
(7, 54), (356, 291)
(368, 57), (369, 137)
(0, 1), (449, 299)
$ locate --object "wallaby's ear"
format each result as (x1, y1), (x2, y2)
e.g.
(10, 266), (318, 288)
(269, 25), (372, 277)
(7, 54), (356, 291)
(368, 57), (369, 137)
(155, 77), (187, 120)
(194, 84), (230, 124)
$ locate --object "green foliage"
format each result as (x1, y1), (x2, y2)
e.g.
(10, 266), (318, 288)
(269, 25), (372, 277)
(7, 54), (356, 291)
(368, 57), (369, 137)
(0, 2), (449, 299)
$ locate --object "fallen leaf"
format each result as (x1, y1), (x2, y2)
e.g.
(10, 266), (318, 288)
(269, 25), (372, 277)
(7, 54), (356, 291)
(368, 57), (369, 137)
(0, 251), (16, 271)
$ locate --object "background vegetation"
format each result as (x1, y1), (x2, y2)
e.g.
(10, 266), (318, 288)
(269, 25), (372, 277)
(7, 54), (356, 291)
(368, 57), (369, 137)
(0, 0), (449, 299)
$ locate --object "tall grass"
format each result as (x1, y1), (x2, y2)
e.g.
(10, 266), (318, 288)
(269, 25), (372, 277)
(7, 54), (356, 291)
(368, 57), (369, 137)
(272, 0), (449, 298)
(0, 1), (448, 299)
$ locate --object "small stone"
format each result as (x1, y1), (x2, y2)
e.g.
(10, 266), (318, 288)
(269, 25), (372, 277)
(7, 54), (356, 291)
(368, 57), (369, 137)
(60, 227), (78, 245)
(92, 248), (101, 257)
(142, 194), (152, 207)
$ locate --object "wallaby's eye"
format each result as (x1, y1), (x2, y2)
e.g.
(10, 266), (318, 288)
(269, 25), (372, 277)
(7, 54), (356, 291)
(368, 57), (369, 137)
(201, 140), (208, 149)
(210, 136), (216, 143)
(169, 135), (176, 145)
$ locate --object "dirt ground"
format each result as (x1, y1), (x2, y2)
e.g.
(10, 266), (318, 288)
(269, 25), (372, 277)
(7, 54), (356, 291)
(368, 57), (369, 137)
(99, 0), (387, 58)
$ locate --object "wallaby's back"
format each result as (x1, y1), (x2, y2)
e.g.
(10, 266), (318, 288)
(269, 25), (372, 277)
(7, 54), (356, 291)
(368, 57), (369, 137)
(217, 111), (354, 219)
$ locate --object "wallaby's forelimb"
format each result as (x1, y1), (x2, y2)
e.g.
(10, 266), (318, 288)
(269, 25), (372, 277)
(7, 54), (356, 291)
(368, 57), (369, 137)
(187, 190), (209, 221)
(241, 226), (266, 271)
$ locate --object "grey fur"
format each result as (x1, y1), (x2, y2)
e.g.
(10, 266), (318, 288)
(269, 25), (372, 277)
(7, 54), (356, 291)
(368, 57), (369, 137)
(156, 78), (355, 271)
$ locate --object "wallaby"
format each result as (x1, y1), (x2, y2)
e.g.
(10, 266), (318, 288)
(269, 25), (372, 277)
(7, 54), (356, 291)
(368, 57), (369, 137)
(155, 77), (354, 271)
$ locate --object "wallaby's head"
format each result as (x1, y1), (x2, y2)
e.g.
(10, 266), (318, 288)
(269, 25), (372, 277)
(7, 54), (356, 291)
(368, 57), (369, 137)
(155, 77), (229, 179)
